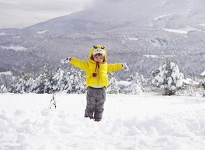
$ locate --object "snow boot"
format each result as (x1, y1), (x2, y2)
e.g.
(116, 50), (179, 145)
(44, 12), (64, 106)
(94, 118), (101, 122)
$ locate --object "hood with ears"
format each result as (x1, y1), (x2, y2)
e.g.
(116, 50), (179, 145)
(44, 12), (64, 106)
(88, 45), (107, 62)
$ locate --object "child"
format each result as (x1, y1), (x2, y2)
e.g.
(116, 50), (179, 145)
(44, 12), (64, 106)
(61, 45), (129, 122)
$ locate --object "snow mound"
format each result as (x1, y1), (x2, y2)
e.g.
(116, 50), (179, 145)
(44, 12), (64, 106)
(0, 93), (205, 150)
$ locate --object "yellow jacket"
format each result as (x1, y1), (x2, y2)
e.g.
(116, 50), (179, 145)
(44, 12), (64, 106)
(70, 45), (122, 87)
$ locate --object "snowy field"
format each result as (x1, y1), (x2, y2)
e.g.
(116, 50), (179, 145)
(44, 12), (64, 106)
(0, 92), (205, 150)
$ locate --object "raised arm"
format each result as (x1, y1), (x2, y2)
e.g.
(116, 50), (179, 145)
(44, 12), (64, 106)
(61, 57), (88, 71)
(107, 63), (123, 72)
(107, 63), (129, 72)
(70, 57), (88, 71)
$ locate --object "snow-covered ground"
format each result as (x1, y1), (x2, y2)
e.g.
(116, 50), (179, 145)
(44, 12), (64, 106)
(0, 92), (205, 150)
(162, 26), (201, 35)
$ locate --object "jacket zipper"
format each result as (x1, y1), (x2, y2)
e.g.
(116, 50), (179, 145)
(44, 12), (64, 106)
(97, 65), (99, 86)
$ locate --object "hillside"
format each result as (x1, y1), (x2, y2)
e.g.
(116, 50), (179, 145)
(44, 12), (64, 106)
(0, 0), (205, 78)
(24, 0), (205, 34)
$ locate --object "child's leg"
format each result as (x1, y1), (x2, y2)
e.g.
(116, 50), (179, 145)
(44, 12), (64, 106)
(94, 87), (106, 120)
(85, 87), (96, 119)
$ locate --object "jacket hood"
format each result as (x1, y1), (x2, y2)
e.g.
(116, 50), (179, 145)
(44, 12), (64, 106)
(88, 45), (107, 62)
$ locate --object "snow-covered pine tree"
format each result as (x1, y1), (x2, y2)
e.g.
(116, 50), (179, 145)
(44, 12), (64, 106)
(25, 77), (35, 93)
(201, 75), (205, 97)
(0, 85), (8, 93)
(0, 72), (13, 93)
(12, 77), (26, 93)
(33, 67), (52, 93)
(51, 67), (65, 92)
(124, 72), (143, 95)
(201, 71), (205, 90)
(202, 82), (205, 89)
(63, 67), (86, 94)
(22, 73), (33, 93)
(151, 61), (185, 95)
(11, 73), (34, 93)
(107, 73), (119, 94)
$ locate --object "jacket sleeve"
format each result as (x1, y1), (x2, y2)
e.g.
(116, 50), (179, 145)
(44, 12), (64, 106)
(69, 57), (88, 71)
(107, 63), (123, 72)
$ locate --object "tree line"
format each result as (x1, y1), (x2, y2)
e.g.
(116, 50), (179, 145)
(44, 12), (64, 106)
(0, 61), (204, 95)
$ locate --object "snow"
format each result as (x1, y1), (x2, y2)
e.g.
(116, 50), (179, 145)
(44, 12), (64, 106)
(37, 30), (49, 34)
(0, 92), (205, 150)
(183, 78), (200, 85)
(199, 23), (205, 27)
(200, 71), (205, 77)
(0, 46), (27, 51)
(0, 33), (6, 36)
(163, 26), (200, 35)
(154, 14), (173, 21)
(128, 37), (138, 41)
(0, 71), (13, 76)
(118, 81), (132, 87)
(143, 55), (175, 58)
(163, 28), (188, 34)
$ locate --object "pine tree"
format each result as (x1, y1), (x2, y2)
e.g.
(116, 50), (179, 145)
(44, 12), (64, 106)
(202, 82), (205, 89)
(124, 73), (143, 95)
(33, 67), (52, 93)
(0, 72), (13, 93)
(26, 77), (35, 93)
(107, 73), (120, 94)
(63, 67), (86, 94)
(10, 73), (31, 93)
(201, 72), (205, 90)
(12, 77), (26, 93)
(151, 61), (185, 95)
(0, 85), (8, 93)
(52, 67), (65, 91)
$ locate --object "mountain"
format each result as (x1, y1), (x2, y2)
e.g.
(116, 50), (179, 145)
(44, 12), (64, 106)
(24, 0), (205, 34)
(1, 0), (205, 78)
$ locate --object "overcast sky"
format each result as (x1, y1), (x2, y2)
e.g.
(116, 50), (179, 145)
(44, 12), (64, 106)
(0, 0), (114, 29)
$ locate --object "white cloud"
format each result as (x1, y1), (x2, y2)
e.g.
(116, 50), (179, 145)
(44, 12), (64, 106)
(0, 0), (94, 29)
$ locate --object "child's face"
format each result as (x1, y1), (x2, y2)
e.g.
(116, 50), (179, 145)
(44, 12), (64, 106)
(93, 54), (104, 63)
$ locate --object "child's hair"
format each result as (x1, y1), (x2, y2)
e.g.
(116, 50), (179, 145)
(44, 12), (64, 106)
(90, 54), (105, 62)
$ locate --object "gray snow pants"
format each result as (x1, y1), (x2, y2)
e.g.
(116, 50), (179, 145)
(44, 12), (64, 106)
(85, 87), (106, 119)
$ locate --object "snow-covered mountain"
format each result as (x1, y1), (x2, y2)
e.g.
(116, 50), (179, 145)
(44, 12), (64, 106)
(0, 0), (205, 78)
(24, 0), (205, 34)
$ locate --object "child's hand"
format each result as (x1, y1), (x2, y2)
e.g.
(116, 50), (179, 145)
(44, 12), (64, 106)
(61, 57), (70, 64)
(122, 63), (129, 71)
